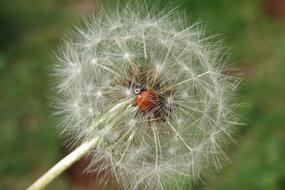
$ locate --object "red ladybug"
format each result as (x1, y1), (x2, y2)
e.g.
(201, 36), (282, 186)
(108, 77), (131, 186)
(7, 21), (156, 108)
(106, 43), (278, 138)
(135, 87), (158, 113)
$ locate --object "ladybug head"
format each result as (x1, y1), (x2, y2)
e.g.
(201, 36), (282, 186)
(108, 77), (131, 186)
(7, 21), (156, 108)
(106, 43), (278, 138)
(134, 84), (146, 95)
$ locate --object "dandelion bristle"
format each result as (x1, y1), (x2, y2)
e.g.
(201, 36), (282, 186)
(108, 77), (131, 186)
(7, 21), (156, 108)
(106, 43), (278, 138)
(53, 2), (240, 190)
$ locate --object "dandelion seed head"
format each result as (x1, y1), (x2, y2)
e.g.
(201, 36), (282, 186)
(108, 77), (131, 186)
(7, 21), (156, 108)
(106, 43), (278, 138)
(125, 88), (132, 97)
(53, 2), (240, 190)
(91, 58), (97, 65)
(124, 52), (131, 59)
(96, 91), (102, 98)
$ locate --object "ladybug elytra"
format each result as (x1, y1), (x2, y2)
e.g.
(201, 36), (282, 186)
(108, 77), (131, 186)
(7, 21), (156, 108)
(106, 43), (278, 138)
(135, 87), (158, 113)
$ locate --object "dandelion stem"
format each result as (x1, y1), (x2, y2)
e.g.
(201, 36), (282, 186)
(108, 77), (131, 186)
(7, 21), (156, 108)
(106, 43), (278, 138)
(27, 100), (131, 190)
(26, 137), (100, 190)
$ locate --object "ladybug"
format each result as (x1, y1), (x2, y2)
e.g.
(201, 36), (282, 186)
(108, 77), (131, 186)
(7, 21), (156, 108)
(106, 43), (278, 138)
(134, 85), (158, 113)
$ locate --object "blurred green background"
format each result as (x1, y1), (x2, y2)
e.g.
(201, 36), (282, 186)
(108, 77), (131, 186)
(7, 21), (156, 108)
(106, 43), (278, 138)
(0, 0), (284, 190)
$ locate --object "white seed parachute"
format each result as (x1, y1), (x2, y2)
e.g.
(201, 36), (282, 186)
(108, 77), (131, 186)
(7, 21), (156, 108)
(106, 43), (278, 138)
(53, 2), (240, 190)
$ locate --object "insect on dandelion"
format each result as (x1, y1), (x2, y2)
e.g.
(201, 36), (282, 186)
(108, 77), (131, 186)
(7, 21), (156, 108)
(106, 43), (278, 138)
(27, 2), (240, 190)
